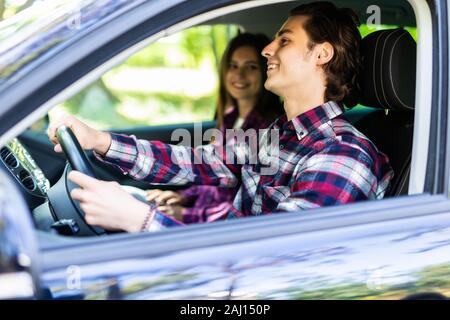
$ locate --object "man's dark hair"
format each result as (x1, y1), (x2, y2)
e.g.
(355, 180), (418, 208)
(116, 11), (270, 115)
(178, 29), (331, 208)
(290, 1), (361, 106)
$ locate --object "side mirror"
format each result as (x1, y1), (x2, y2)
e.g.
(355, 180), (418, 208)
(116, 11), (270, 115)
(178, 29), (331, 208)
(0, 169), (42, 299)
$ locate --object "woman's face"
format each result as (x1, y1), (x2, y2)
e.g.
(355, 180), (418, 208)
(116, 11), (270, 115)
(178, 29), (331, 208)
(225, 45), (262, 105)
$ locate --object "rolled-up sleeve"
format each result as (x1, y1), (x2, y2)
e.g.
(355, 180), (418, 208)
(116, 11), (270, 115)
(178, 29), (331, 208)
(96, 133), (240, 188)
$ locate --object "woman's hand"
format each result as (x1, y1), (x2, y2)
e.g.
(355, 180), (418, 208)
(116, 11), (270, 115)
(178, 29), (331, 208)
(146, 189), (186, 221)
(68, 171), (150, 233)
(47, 114), (112, 156)
(146, 189), (185, 206)
(157, 205), (185, 221)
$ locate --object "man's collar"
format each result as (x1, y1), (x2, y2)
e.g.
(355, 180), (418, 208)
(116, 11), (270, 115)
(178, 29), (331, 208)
(273, 101), (343, 140)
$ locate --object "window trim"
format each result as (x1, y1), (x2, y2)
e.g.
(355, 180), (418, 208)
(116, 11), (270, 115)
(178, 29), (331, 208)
(408, 0), (433, 195)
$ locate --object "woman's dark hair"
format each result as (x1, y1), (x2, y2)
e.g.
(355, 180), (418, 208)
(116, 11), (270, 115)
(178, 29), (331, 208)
(216, 33), (283, 129)
(290, 1), (361, 107)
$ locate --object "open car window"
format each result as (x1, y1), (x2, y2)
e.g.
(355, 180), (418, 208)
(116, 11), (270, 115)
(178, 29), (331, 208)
(44, 24), (240, 131)
(0, 0), (433, 246)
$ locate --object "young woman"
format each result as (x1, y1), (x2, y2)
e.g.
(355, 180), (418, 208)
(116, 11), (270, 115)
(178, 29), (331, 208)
(145, 33), (284, 224)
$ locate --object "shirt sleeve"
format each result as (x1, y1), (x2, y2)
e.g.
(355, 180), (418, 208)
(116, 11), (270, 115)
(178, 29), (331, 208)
(95, 133), (241, 188)
(144, 210), (185, 231)
(179, 184), (235, 222)
(276, 143), (384, 211)
(178, 185), (201, 207)
(181, 197), (235, 224)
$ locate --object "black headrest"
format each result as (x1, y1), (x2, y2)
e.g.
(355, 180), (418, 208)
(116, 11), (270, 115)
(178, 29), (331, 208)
(358, 28), (416, 112)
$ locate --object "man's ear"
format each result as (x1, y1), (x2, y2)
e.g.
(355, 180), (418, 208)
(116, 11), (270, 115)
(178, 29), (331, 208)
(316, 42), (334, 65)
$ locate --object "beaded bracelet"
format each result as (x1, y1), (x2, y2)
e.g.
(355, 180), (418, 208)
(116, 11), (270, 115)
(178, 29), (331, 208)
(140, 205), (156, 232)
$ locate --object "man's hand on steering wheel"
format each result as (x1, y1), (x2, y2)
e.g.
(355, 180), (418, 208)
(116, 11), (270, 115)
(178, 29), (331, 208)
(47, 114), (153, 233)
(68, 171), (150, 233)
(48, 114), (112, 156)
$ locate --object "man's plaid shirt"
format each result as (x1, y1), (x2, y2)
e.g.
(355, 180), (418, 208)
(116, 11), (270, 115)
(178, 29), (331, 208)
(98, 101), (393, 230)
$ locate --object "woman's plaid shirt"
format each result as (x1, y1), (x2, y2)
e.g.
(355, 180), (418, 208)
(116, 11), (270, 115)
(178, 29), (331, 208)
(98, 101), (394, 230)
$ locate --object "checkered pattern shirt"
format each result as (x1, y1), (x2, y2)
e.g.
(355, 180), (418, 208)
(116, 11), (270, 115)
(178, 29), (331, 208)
(179, 105), (275, 224)
(98, 101), (393, 230)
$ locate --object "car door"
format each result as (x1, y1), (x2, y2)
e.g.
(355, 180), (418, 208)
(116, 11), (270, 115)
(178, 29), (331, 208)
(1, 0), (450, 301)
(38, 193), (450, 300)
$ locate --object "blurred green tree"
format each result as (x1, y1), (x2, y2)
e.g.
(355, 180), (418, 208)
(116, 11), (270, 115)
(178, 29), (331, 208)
(55, 25), (238, 129)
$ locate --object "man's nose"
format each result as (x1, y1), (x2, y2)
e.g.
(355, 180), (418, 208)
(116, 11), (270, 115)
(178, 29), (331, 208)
(262, 41), (275, 58)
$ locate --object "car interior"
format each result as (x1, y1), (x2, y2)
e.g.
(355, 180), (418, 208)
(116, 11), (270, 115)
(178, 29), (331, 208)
(351, 28), (416, 197)
(0, 0), (421, 245)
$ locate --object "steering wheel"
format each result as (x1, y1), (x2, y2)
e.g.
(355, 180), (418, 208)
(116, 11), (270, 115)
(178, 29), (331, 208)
(55, 126), (97, 178)
(45, 126), (150, 236)
(47, 126), (107, 236)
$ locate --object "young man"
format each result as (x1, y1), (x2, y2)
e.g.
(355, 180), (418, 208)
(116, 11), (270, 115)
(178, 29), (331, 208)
(48, 2), (393, 233)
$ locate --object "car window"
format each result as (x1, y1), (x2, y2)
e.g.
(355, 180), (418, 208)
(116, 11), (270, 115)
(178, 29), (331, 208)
(359, 23), (417, 39)
(7, 0), (421, 239)
(45, 24), (239, 131)
(27, 23), (415, 133)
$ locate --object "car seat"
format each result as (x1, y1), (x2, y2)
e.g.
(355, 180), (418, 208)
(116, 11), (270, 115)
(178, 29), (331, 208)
(349, 28), (416, 197)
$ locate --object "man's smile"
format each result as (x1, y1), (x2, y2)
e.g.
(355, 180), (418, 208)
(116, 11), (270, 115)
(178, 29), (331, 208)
(267, 62), (279, 74)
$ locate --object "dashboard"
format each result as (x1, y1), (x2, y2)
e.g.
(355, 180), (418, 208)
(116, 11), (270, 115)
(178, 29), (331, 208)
(0, 138), (50, 209)
(0, 137), (95, 236)
(1, 136), (163, 237)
